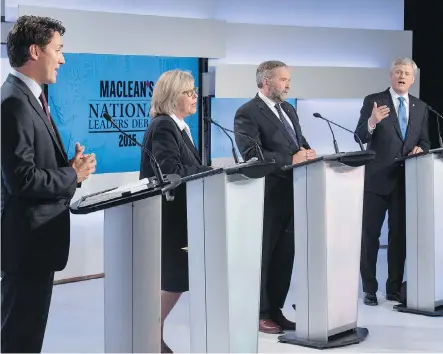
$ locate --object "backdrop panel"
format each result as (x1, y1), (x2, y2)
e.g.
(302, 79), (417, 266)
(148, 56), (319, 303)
(48, 53), (200, 173)
(210, 97), (296, 159)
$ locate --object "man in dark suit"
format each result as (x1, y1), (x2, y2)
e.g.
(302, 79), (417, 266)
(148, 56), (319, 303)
(234, 60), (316, 334)
(1, 16), (96, 352)
(355, 57), (430, 306)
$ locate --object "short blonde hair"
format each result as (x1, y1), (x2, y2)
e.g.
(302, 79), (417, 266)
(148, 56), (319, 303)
(149, 69), (195, 118)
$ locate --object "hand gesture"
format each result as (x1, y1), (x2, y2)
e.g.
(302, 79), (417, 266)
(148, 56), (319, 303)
(70, 142), (96, 182)
(369, 102), (390, 126)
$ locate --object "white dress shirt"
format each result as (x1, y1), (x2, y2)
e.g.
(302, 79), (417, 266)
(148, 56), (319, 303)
(11, 70), (43, 108)
(170, 113), (194, 145)
(368, 87), (409, 133)
(258, 91), (295, 131)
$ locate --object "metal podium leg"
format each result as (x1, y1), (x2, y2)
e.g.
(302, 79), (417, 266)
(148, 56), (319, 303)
(104, 196), (162, 353)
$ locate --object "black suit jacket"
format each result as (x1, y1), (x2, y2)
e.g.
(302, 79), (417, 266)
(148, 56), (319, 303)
(1, 74), (78, 272)
(234, 94), (310, 178)
(355, 88), (430, 195)
(139, 115), (211, 250)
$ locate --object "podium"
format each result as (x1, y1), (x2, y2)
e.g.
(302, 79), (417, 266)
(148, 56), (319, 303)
(278, 151), (375, 349)
(184, 160), (275, 353)
(70, 174), (181, 353)
(394, 147), (443, 317)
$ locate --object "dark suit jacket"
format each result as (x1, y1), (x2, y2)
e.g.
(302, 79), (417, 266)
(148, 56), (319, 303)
(234, 94), (310, 176)
(1, 74), (78, 273)
(234, 94), (310, 215)
(140, 115), (210, 179)
(355, 88), (430, 195)
(139, 115), (211, 264)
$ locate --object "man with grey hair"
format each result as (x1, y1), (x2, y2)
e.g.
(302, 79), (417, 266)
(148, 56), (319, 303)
(355, 57), (430, 306)
(234, 60), (316, 334)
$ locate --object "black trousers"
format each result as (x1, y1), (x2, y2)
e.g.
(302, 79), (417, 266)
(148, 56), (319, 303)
(360, 178), (406, 294)
(1, 271), (55, 353)
(260, 178), (294, 319)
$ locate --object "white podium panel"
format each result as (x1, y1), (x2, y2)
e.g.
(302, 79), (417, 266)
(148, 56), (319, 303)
(186, 172), (265, 353)
(295, 160), (364, 341)
(402, 151), (443, 316)
(279, 152), (372, 349)
(104, 196), (162, 353)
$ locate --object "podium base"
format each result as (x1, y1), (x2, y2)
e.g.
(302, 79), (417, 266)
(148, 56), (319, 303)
(393, 304), (443, 317)
(278, 327), (369, 350)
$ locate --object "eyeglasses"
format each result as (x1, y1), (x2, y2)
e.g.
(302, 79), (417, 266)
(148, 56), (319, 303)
(182, 87), (198, 97)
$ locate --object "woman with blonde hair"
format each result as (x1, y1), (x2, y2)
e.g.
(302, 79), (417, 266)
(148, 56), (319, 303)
(140, 70), (211, 353)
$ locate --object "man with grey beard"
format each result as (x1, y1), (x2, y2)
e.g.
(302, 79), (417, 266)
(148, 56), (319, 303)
(234, 60), (316, 334)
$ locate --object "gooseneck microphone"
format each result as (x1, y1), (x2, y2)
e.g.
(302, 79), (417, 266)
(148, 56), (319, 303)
(102, 113), (165, 184)
(313, 113), (339, 153)
(313, 112), (365, 151)
(204, 117), (265, 162)
(427, 105), (443, 148)
(204, 117), (239, 163)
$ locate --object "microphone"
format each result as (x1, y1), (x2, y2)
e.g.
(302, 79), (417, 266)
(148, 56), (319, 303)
(313, 113), (339, 154)
(204, 117), (265, 162)
(427, 105), (443, 148)
(204, 117), (239, 163)
(102, 113), (165, 184)
(313, 113), (365, 151)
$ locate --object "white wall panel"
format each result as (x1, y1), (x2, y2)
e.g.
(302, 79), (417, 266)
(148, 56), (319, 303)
(18, 6), (226, 58)
(7, 0), (215, 21)
(213, 0), (404, 30)
(7, 0), (404, 30)
(210, 23), (412, 67)
(214, 64), (421, 99)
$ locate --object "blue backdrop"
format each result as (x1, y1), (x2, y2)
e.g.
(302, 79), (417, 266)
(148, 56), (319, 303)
(48, 53), (200, 173)
(210, 98), (297, 159)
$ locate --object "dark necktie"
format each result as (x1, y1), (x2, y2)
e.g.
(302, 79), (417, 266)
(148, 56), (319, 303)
(39, 91), (52, 125)
(275, 103), (299, 147)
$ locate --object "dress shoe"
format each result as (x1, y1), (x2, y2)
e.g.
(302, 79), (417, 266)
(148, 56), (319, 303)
(364, 292), (378, 306)
(270, 309), (296, 331)
(386, 292), (401, 303)
(259, 319), (282, 334)
(161, 340), (173, 353)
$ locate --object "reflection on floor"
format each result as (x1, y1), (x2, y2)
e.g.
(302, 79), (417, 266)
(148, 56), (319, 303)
(43, 249), (443, 353)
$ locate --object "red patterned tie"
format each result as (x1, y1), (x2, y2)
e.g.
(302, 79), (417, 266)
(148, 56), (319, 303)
(38, 91), (52, 125)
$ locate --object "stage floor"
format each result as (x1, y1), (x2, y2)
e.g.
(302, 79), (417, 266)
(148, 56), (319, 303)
(42, 249), (443, 352)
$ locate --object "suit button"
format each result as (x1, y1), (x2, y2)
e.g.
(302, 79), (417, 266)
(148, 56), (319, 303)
(64, 201), (70, 207)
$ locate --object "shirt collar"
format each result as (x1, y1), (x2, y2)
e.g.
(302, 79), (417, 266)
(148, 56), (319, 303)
(11, 70), (42, 101)
(389, 87), (409, 104)
(169, 113), (188, 131)
(258, 91), (280, 108)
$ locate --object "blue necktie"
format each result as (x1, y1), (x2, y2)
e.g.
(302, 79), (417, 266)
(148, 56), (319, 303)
(398, 97), (407, 140)
(275, 103), (299, 148)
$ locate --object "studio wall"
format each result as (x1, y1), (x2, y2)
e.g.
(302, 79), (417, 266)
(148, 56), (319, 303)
(3, 0), (409, 280)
